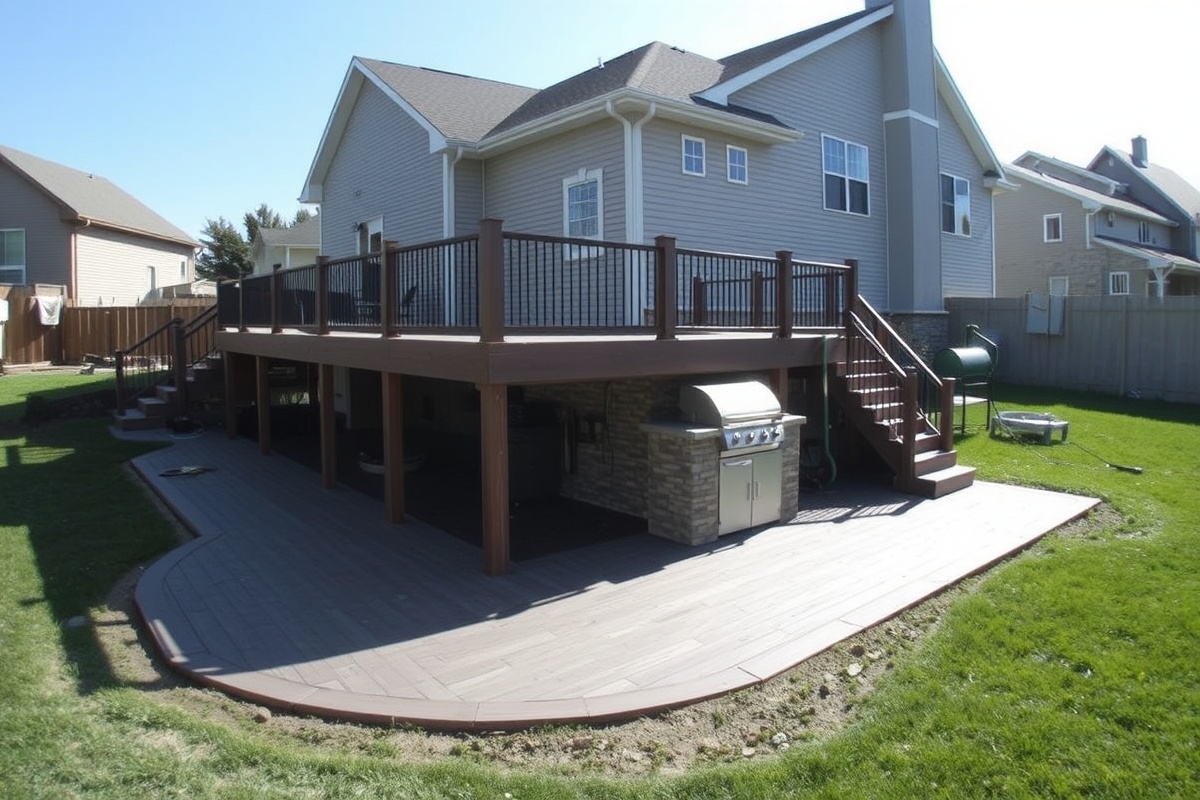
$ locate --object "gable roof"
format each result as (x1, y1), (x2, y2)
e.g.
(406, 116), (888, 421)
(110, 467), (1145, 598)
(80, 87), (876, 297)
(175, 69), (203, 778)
(1006, 162), (1174, 225)
(1090, 145), (1200, 222)
(1095, 236), (1200, 273)
(0, 144), (197, 247)
(257, 214), (321, 248)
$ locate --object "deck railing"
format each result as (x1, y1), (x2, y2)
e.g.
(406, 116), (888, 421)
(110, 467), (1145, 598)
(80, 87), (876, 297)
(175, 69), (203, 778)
(114, 304), (219, 414)
(215, 220), (853, 340)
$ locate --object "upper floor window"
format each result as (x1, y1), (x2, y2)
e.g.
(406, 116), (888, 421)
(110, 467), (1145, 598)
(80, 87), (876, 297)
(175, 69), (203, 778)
(940, 174), (971, 236)
(727, 146), (748, 184)
(822, 135), (869, 215)
(1138, 221), (1151, 244)
(1108, 271), (1130, 295)
(1043, 214), (1063, 243)
(0, 229), (26, 285)
(563, 167), (603, 239)
(682, 135), (706, 177)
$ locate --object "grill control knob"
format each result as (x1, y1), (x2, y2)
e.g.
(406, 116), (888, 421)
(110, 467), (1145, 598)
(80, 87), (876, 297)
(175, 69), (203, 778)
(731, 432), (741, 444)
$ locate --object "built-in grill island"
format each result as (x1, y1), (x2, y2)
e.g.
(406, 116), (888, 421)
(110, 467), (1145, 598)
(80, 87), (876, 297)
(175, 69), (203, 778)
(641, 380), (805, 546)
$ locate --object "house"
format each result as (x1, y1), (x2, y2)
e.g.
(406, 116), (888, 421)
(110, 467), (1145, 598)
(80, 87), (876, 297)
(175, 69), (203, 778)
(0, 144), (199, 306)
(210, 0), (1003, 575)
(995, 138), (1200, 298)
(251, 214), (321, 276)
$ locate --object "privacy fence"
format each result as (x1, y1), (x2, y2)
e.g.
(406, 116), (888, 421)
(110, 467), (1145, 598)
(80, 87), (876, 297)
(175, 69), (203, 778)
(947, 295), (1200, 404)
(0, 284), (214, 366)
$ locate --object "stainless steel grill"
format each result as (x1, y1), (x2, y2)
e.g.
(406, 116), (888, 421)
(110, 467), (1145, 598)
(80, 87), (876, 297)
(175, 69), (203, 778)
(679, 380), (784, 452)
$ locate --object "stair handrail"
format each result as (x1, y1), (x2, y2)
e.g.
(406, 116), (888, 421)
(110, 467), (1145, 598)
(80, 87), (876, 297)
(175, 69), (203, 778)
(115, 316), (183, 414)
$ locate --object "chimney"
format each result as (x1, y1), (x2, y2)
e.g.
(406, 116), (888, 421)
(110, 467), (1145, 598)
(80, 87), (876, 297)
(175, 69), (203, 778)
(1131, 135), (1148, 168)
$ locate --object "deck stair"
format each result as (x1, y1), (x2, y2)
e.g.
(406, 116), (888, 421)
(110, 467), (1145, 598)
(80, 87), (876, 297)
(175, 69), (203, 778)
(832, 298), (974, 498)
(113, 306), (221, 432)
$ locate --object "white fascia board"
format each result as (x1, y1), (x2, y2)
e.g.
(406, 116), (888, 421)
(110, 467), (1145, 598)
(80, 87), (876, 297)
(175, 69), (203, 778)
(1021, 150), (1124, 194)
(696, 5), (893, 105)
(1013, 168), (1175, 225)
(300, 59), (450, 204)
(934, 52), (1006, 180)
(1094, 237), (1193, 271)
(476, 88), (798, 157)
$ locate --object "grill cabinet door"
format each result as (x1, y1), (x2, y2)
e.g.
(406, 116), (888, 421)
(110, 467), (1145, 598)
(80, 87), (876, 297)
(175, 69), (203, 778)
(718, 457), (754, 536)
(749, 448), (782, 527)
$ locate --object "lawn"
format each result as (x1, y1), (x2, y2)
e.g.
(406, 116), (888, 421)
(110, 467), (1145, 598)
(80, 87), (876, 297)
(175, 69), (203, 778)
(0, 374), (1196, 798)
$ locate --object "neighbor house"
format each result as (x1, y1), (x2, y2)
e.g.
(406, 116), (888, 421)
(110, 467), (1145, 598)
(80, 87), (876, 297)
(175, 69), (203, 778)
(995, 138), (1200, 298)
(209, 0), (1007, 575)
(251, 214), (321, 276)
(0, 144), (199, 306)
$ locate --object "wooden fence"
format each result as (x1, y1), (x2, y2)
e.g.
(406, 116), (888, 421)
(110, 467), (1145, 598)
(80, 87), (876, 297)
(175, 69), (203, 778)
(947, 295), (1200, 404)
(1, 284), (214, 366)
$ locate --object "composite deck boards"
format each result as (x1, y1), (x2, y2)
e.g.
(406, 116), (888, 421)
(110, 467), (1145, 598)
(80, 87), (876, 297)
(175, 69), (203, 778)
(127, 425), (1098, 729)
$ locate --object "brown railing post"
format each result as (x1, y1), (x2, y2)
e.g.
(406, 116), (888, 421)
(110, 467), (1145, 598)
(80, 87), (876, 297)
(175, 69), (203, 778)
(172, 319), (188, 414)
(237, 276), (247, 332)
(775, 250), (793, 338)
(692, 276), (706, 326)
(940, 376), (957, 451)
(843, 258), (858, 332)
(901, 367), (918, 486)
(316, 255), (330, 336)
(381, 240), (398, 338)
(751, 271), (764, 328)
(479, 218), (505, 343)
(654, 235), (677, 340)
(270, 264), (282, 334)
(114, 350), (127, 412)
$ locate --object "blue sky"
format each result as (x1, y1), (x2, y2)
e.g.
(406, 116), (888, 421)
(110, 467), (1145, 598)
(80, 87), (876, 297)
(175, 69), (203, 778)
(7, 0), (1198, 241)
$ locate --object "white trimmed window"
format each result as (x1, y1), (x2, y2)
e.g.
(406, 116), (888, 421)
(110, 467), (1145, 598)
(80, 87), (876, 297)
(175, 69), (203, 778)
(1049, 276), (1069, 296)
(0, 229), (26, 284)
(682, 135), (706, 177)
(562, 167), (603, 239)
(727, 146), (748, 184)
(822, 134), (869, 215)
(1138, 221), (1151, 244)
(1108, 271), (1130, 295)
(940, 173), (970, 236)
(1043, 214), (1063, 243)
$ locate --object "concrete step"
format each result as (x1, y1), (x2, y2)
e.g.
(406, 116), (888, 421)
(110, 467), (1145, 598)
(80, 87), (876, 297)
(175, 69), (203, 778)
(113, 408), (165, 431)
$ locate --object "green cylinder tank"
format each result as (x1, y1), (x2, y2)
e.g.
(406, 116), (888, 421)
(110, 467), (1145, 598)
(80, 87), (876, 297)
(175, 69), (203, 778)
(932, 346), (992, 378)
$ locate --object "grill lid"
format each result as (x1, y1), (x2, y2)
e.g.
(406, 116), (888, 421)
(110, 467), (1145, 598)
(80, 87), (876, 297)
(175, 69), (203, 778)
(679, 380), (782, 426)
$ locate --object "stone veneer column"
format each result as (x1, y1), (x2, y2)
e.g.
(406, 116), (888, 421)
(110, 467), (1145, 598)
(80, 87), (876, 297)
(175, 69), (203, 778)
(643, 427), (722, 546)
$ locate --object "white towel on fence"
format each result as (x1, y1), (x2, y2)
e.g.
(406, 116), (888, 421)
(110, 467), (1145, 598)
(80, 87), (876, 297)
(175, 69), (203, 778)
(34, 295), (63, 326)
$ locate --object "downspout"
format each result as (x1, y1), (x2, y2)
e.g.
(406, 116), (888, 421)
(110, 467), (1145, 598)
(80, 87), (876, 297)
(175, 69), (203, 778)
(605, 99), (656, 321)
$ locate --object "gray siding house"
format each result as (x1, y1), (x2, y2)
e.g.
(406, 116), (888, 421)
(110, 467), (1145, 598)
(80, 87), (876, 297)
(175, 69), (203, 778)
(301, 0), (1010, 340)
(0, 144), (198, 305)
(995, 141), (1200, 298)
(251, 214), (321, 276)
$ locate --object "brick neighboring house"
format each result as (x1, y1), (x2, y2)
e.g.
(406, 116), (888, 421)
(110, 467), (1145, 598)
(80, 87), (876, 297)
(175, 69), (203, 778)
(0, 144), (198, 306)
(995, 138), (1200, 298)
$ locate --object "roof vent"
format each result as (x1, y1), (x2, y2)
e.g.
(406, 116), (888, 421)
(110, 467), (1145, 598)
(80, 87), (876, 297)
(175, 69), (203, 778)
(1131, 135), (1148, 168)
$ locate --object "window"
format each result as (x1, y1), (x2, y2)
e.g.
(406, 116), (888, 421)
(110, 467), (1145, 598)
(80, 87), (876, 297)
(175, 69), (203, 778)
(1043, 214), (1062, 243)
(1049, 276), (1069, 296)
(727, 146), (748, 184)
(562, 167), (604, 246)
(0, 229), (26, 284)
(822, 135), (869, 215)
(940, 174), (971, 236)
(180, 260), (187, 280)
(682, 135), (706, 177)
(1138, 221), (1151, 244)
(1108, 271), (1130, 295)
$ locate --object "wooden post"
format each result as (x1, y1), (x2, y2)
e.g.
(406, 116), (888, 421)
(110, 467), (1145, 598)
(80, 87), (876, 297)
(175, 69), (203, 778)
(479, 382), (510, 576)
(769, 367), (789, 411)
(479, 218), (505, 343)
(382, 372), (405, 522)
(319, 363), (337, 489)
(256, 355), (271, 456)
(114, 349), (127, 413)
(751, 271), (764, 328)
(775, 250), (793, 338)
(381, 240), (398, 338)
(237, 276), (247, 332)
(224, 351), (238, 438)
(270, 264), (282, 333)
(941, 376), (957, 451)
(901, 367), (918, 487)
(654, 235), (677, 340)
(171, 320), (188, 414)
(692, 276), (706, 326)
(316, 255), (330, 336)
(843, 258), (858, 332)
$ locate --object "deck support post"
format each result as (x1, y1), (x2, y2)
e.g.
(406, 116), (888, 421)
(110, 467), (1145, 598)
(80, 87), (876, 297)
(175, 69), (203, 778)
(255, 355), (271, 456)
(769, 367), (789, 411)
(479, 382), (510, 576)
(775, 250), (793, 338)
(382, 372), (405, 523)
(319, 363), (337, 489)
(654, 235), (677, 339)
(479, 219), (505, 343)
(224, 351), (238, 438)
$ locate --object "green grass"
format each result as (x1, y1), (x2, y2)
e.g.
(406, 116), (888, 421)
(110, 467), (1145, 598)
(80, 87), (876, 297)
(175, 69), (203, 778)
(0, 375), (1197, 798)
(0, 370), (116, 424)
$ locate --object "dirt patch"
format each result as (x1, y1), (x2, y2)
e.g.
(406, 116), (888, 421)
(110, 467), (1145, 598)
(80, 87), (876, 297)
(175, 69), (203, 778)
(93, 503), (1114, 779)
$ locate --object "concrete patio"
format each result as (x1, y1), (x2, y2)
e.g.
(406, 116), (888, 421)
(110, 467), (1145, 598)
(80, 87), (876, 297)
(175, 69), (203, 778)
(127, 426), (1098, 730)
